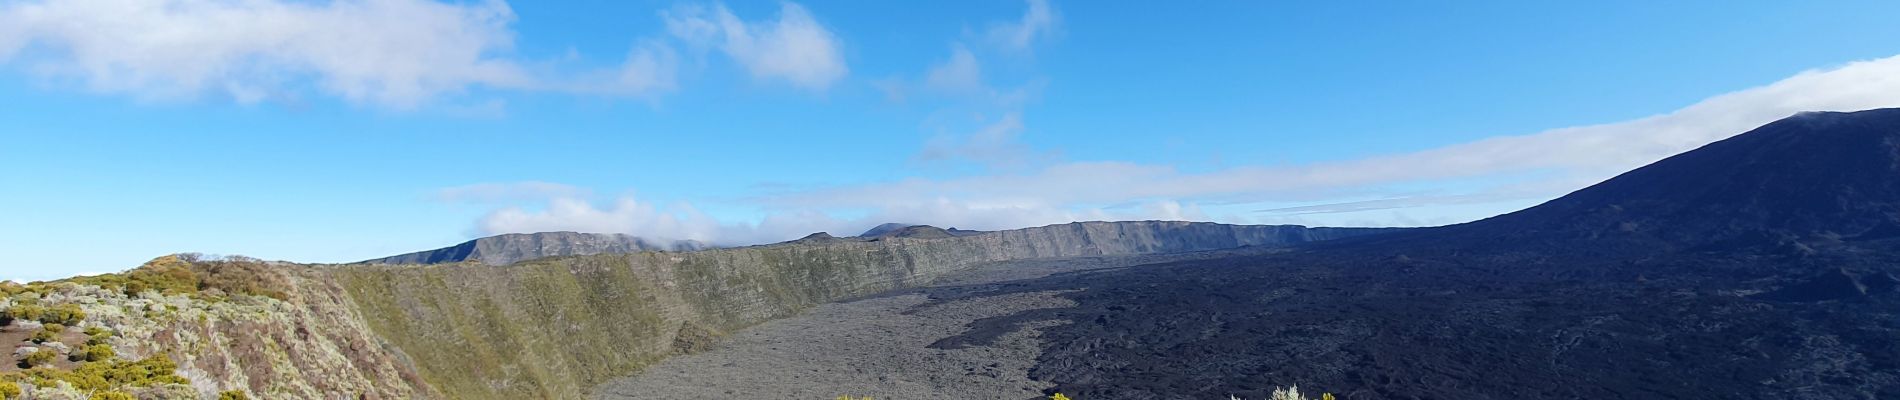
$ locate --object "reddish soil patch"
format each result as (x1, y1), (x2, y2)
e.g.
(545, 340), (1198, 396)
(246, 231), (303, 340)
(0, 320), (90, 372)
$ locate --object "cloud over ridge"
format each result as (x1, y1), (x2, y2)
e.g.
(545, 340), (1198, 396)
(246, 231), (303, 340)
(467, 54), (1900, 244)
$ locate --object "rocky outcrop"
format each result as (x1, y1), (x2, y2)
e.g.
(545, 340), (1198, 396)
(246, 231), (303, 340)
(331, 221), (1397, 399)
(361, 232), (709, 266)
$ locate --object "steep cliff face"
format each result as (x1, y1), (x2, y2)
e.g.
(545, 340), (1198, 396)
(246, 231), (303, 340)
(2, 256), (436, 399)
(103, 267), (438, 399)
(361, 232), (710, 266)
(332, 221), (1398, 399)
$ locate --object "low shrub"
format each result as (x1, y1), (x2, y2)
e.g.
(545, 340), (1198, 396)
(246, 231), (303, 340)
(20, 354), (189, 393)
(21, 350), (57, 368)
(217, 390), (251, 400)
(28, 328), (57, 344)
(72, 345), (114, 362)
(0, 380), (18, 399)
(45, 304), (84, 325)
(84, 327), (112, 346)
(4, 304), (45, 324)
(90, 391), (134, 400)
(62, 254), (290, 300)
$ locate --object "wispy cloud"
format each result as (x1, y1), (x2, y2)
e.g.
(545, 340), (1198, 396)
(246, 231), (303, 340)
(762, 54), (1900, 224)
(0, 0), (683, 109)
(924, 44), (983, 93)
(901, 0), (1060, 170)
(444, 6), (1900, 243)
(914, 112), (1058, 169)
(986, 0), (1058, 53)
(664, 2), (847, 91)
(459, 55), (1900, 243)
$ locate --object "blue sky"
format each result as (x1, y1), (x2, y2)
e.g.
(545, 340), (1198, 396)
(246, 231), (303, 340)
(7, 0), (1900, 281)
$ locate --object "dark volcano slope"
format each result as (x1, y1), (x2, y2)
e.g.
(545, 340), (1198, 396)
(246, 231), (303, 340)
(928, 109), (1900, 399)
(1404, 108), (1900, 256)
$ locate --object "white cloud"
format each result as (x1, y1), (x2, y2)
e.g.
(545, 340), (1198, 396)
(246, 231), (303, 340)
(479, 197), (728, 242)
(986, 0), (1057, 52)
(664, 2), (847, 91)
(474, 194), (844, 245)
(0, 0), (677, 108)
(470, 191), (1210, 246)
(761, 54), (1900, 224)
(903, 0), (1062, 170)
(925, 45), (983, 93)
(914, 112), (1058, 169)
(569, 39), (680, 96)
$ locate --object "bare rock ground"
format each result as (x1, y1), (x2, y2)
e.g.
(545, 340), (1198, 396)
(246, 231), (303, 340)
(592, 254), (1216, 400)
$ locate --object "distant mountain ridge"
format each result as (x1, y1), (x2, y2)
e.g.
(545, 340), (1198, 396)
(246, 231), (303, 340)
(362, 232), (709, 266)
(857, 223), (984, 238)
(371, 222), (1393, 267)
(856, 223), (913, 237)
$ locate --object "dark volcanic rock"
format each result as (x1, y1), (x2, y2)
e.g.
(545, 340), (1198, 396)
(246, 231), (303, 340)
(1426, 109), (1900, 254)
(1757, 267), (1900, 302)
(929, 109), (1900, 399)
(361, 232), (709, 266)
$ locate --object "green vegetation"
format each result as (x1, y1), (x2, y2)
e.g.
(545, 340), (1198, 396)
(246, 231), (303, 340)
(27, 329), (57, 344)
(336, 256), (676, 400)
(72, 344), (114, 362)
(0, 288), (191, 398)
(10, 254), (434, 399)
(18, 355), (190, 394)
(90, 391), (134, 400)
(20, 350), (57, 368)
(3, 304), (44, 324)
(46, 304), (85, 326)
(60, 254), (290, 300)
(218, 390), (252, 400)
(83, 327), (112, 346)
